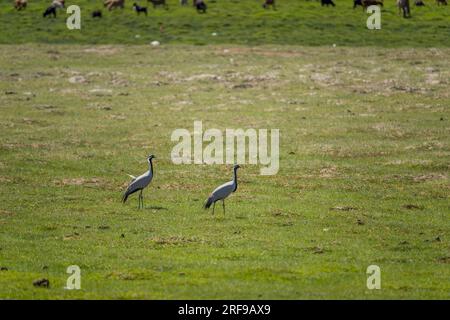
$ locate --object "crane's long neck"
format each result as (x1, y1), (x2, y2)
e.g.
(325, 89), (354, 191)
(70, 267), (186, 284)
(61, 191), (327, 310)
(233, 168), (238, 192)
(149, 159), (153, 175)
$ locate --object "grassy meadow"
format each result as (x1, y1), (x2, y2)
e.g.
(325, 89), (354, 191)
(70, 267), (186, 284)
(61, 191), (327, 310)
(0, 44), (449, 299)
(0, 0), (449, 46)
(0, 0), (449, 301)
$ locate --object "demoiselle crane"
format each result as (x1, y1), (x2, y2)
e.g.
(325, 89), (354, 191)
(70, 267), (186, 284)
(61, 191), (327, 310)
(204, 165), (241, 215)
(122, 154), (155, 209)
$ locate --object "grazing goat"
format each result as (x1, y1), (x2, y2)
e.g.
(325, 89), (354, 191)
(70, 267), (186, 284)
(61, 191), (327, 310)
(104, 0), (125, 10)
(14, 0), (27, 10)
(397, 0), (411, 17)
(195, 0), (207, 12)
(148, 0), (168, 8)
(415, 0), (425, 5)
(263, 0), (276, 9)
(321, 0), (336, 6)
(133, 3), (148, 15)
(362, 0), (383, 10)
(92, 10), (102, 18)
(436, 0), (447, 5)
(43, 5), (57, 18)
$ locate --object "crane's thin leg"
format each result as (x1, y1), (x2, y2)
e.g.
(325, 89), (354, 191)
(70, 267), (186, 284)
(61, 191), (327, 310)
(141, 190), (144, 209)
(137, 190), (141, 209)
(139, 190), (143, 209)
(212, 202), (215, 215)
(137, 193), (140, 209)
(222, 200), (225, 215)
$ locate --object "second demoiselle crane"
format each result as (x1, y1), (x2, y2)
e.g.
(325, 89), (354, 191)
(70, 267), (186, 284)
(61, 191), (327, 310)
(122, 154), (155, 209)
(204, 165), (240, 215)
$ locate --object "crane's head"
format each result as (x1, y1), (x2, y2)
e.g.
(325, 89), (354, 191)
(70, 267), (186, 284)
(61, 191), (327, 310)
(148, 154), (155, 161)
(233, 164), (241, 170)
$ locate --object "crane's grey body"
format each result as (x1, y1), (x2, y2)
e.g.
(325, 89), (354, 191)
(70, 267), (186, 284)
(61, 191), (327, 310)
(204, 165), (240, 214)
(123, 155), (155, 208)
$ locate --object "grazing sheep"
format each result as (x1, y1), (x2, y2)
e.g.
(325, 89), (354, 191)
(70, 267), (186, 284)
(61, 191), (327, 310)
(104, 0), (125, 10)
(362, 0), (384, 10)
(92, 10), (102, 18)
(263, 0), (276, 9)
(321, 0), (336, 6)
(133, 3), (148, 15)
(148, 0), (168, 8)
(397, 0), (411, 17)
(43, 5), (57, 18)
(14, 0), (27, 10)
(436, 0), (447, 5)
(415, 0), (425, 5)
(195, 0), (207, 12)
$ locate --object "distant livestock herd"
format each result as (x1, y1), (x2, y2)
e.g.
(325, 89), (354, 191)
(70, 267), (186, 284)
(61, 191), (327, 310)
(12, 0), (209, 17)
(11, 0), (449, 19)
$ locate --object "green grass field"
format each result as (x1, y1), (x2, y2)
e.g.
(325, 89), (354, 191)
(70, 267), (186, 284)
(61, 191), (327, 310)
(0, 0), (449, 46)
(0, 0), (449, 301)
(0, 44), (449, 299)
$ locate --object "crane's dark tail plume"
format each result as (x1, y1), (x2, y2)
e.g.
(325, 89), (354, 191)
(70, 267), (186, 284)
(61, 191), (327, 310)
(204, 196), (213, 209)
(122, 188), (139, 204)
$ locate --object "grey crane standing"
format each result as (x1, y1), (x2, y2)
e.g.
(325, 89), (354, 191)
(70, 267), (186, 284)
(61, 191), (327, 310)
(122, 154), (155, 209)
(204, 165), (241, 215)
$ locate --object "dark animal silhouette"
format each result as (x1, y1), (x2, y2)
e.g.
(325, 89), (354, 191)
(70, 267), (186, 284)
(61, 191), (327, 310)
(415, 0), (425, 5)
(436, 0), (447, 5)
(133, 3), (148, 15)
(148, 0), (168, 8)
(353, 0), (363, 8)
(263, 0), (276, 9)
(43, 5), (57, 17)
(92, 10), (102, 18)
(397, 0), (411, 17)
(321, 0), (336, 6)
(195, 0), (207, 12)
(362, 0), (384, 9)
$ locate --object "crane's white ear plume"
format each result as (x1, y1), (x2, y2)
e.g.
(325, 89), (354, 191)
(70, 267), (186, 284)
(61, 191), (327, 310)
(126, 174), (137, 182)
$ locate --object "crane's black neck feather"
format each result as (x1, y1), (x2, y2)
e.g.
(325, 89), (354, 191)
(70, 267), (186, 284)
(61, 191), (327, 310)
(233, 167), (238, 192)
(149, 158), (153, 174)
